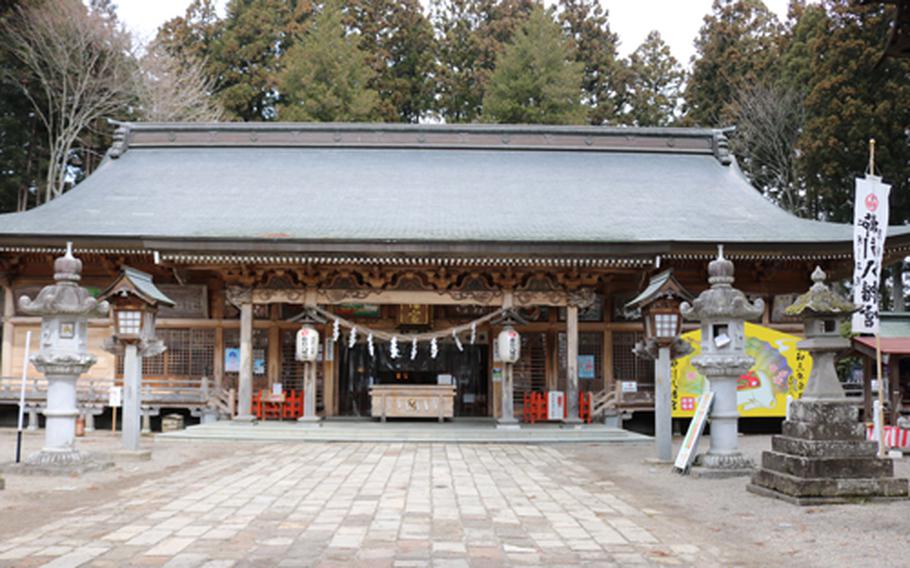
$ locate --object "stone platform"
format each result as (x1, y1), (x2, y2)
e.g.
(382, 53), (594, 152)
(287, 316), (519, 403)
(156, 418), (650, 444)
(747, 400), (909, 505)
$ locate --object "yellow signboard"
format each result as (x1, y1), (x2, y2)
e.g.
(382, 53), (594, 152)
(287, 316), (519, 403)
(671, 323), (812, 418)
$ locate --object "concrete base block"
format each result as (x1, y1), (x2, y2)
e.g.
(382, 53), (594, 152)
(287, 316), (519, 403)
(233, 414), (258, 423)
(746, 482), (910, 505)
(108, 449), (152, 462)
(3, 452), (113, 476)
(297, 417), (323, 428)
(495, 421), (521, 431)
(689, 465), (754, 479)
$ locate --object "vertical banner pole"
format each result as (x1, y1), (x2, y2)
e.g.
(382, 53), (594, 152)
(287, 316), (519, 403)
(876, 333), (887, 457)
(852, 139), (891, 458)
(15, 330), (32, 463)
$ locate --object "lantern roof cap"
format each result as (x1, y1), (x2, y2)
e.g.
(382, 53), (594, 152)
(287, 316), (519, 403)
(99, 266), (175, 308)
(625, 269), (692, 313)
(18, 243), (109, 317)
(785, 266), (856, 317)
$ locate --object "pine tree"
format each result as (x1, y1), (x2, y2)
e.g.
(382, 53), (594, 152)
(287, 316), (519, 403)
(557, 0), (626, 125)
(626, 31), (684, 127)
(433, 0), (534, 122)
(684, 0), (783, 126)
(276, 1), (379, 122)
(482, 6), (584, 124)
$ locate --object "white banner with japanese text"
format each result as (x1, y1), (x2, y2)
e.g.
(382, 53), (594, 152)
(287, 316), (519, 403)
(852, 175), (891, 334)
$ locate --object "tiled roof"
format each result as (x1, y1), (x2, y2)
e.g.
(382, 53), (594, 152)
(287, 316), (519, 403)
(0, 122), (897, 255)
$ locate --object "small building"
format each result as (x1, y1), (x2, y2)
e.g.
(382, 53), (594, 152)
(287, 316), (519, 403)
(1, 122), (908, 422)
(853, 312), (910, 423)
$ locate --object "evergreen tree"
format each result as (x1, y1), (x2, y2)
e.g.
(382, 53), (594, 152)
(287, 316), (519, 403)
(684, 0), (783, 126)
(626, 31), (684, 127)
(482, 6), (584, 124)
(344, 0), (437, 122)
(211, 0), (297, 120)
(156, 0), (222, 67)
(785, 0), (910, 223)
(557, 0), (626, 125)
(276, 1), (379, 122)
(433, 0), (534, 122)
(0, 3), (45, 212)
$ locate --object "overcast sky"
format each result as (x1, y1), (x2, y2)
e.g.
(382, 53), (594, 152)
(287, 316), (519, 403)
(116, 0), (797, 65)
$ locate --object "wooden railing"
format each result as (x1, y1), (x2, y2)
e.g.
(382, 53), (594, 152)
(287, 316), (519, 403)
(0, 375), (216, 409)
(213, 387), (236, 418)
(590, 385), (619, 419)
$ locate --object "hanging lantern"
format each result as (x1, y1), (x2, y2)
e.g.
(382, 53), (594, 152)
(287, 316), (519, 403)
(295, 325), (320, 362)
(497, 326), (521, 363)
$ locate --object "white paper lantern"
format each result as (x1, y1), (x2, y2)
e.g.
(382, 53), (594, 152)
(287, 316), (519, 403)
(295, 325), (320, 362)
(497, 326), (521, 363)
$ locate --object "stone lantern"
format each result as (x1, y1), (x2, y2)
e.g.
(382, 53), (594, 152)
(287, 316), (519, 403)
(626, 269), (693, 462)
(680, 246), (763, 477)
(786, 266), (855, 401)
(748, 267), (909, 504)
(496, 325), (521, 430)
(100, 267), (174, 455)
(18, 243), (109, 470)
(295, 321), (322, 427)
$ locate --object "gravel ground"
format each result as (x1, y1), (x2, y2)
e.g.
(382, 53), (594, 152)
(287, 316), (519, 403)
(561, 435), (910, 568)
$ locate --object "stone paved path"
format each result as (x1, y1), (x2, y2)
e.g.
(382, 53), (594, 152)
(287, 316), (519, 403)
(0, 443), (712, 567)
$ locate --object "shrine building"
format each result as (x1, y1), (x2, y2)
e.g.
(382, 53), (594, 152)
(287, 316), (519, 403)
(1, 122), (907, 425)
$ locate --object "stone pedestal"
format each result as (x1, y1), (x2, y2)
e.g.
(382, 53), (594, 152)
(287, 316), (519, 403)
(747, 400), (909, 504)
(497, 362), (520, 430)
(298, 361), (322, 428)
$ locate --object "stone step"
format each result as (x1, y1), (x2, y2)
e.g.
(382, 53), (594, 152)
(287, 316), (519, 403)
(771, 435), (878, 459)
(789, 400), (860, 424)
(155, 421), (653, 444)
(751, 468), (909, 499)
(781, 419), (865, 441)
(761, 450), (893, 479)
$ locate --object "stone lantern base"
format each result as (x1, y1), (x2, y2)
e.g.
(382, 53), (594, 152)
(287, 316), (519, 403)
(4, 449), (113, 477)
(747, 400), (909, 505)
(690, 452), (755, 479)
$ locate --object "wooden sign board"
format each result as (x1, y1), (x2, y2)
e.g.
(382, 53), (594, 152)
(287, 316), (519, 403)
(674, 391), (714, 474)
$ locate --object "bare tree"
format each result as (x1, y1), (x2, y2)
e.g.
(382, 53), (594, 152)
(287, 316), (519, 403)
(730, 81), (808, 216)
(2, 1), (136, 203)
(136, 40), (223, 122)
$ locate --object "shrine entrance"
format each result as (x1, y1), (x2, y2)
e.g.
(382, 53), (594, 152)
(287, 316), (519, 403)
(337, 341), (489, 418)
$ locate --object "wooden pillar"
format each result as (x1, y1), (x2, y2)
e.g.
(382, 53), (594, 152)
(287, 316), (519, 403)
(322, 327), (336, 417)
(1, 282), (13, 378)
(564, 304), (581, 425)
(602, 329), (614, 394)
(236, 302), (255, 421)
(545, 330), (558, 391)
(211, 285), (225, 391)
(267, 321), (280, 390)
